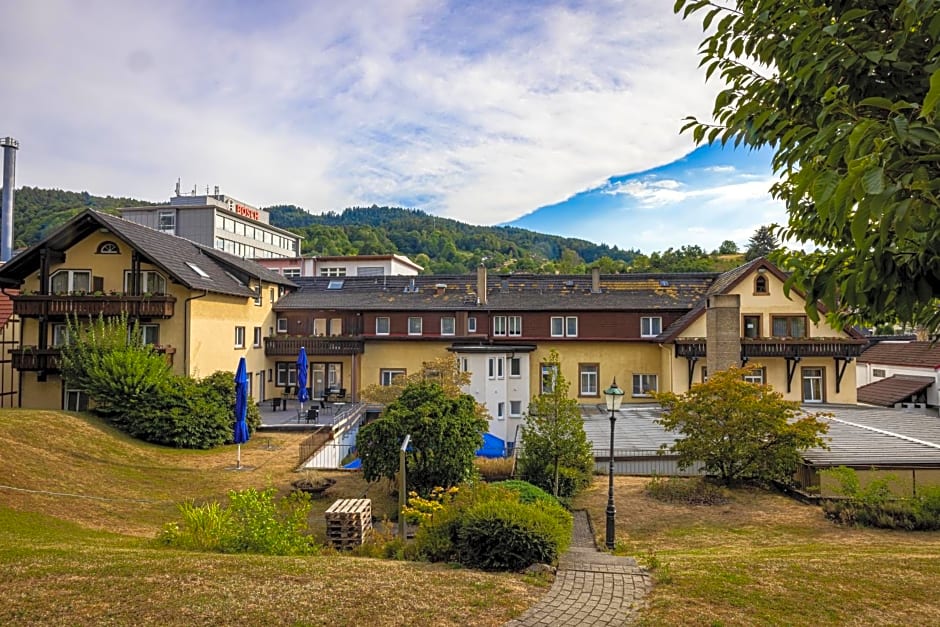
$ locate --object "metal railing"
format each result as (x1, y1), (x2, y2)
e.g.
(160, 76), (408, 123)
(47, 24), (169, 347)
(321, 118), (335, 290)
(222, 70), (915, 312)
(264, 336), (364, 356)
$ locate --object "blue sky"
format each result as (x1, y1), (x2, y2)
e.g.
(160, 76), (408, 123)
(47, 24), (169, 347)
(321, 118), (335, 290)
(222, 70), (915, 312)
(0, 0), (780, 253)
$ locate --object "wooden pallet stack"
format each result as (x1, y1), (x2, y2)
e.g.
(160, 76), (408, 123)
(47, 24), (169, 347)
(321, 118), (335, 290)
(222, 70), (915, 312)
(325, 498), (372, 550)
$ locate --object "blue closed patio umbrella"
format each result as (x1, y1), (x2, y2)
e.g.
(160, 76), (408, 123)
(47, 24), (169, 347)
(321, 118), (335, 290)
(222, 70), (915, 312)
(233, 357), (250, 469)
(296, 347), (309, 412)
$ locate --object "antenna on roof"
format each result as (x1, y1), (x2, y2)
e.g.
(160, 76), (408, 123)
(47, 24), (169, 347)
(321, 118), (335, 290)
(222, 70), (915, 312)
(175, 178), (181, 196)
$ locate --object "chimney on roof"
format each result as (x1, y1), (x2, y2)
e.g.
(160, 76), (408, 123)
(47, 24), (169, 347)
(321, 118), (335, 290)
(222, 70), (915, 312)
(435, 283), (446, 296)
(591, 267), (600, 293)
(706, 294), (741, 376)
(477, 263), (487, 305)
(1, 137), (19, 263)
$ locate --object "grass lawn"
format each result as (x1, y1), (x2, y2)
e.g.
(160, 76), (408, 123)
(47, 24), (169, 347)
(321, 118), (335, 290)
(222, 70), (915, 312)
(574, 476), (940, 626)
(0, 410), (542, 626)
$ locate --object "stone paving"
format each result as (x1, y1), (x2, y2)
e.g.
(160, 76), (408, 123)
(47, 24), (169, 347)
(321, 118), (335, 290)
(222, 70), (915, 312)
(506, 511), (653, 626)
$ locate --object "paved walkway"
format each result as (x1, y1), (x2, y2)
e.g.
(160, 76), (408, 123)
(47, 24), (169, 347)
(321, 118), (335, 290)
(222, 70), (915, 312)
(506, 511), (653, 626)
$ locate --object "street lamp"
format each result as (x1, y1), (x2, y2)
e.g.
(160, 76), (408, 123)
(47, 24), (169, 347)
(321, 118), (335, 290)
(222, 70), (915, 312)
(603, 378), (624, 550)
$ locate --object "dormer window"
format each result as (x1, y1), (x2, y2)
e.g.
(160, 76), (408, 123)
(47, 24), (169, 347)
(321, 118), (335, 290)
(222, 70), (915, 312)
(754, 274), (769, 295)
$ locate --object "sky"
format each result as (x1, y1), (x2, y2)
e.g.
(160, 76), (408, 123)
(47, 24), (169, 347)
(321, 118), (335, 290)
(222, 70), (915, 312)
(0, 0), (783, 253)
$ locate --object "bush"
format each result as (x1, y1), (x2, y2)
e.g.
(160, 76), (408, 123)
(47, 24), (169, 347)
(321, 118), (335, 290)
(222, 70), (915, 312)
(412, 482), (572, 571)
(644, 476), (730, 505)
(491, 480), (559, 506)
(821, 467), (940, 531)
(158, 487), (319, 555)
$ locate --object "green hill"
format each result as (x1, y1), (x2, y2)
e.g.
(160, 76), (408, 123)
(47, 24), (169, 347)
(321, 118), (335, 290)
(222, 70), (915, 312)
(3, 187), (737, 273)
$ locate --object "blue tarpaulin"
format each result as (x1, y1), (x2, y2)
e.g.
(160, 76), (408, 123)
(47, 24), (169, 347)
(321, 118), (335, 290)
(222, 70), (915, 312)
(343, 458), (362, 469)
(476, 433), (506, 458)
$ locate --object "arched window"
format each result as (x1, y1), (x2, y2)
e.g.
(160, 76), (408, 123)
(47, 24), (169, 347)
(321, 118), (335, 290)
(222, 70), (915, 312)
(96, 241), (120, 254)
(754, 274), (768, 294)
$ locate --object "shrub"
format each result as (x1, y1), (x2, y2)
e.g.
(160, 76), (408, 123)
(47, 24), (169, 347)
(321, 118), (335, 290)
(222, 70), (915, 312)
(158, 487), (319, 555)
(645, 476), (730, 505)
(412, 482), (572, 571)
(491, 480), (559, 506)
(821, 467), (940, 531)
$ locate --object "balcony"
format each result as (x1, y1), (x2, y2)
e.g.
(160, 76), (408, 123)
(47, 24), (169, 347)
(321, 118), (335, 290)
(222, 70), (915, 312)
(11, 345), (176, 373)
(12, 294), (176, 319)
(675, 337), (868, 359)
(265, 336), (364, 357)
(741, 337), (868, 359)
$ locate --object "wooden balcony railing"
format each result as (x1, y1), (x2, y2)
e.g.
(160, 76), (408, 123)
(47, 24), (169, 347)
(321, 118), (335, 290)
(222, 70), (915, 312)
(10, 345), (176, 373)
(675, 337), (868, 359)
(265, 336), (364, 356)
(12, 294), (176, 318)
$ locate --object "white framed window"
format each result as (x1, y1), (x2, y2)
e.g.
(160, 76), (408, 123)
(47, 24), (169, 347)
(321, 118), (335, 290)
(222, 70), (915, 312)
(743, 368), (765, 385)
(50, 270), (91, 294)
(497, 402), (505, 420)
(493, 316), (507, 336)
(509, 357), (521, 378)
(276, 362), (296, 387)
(802, 367), (824, 403)
(872, 368), (886, 378)
(497, 357), (504, 379)
(641, 316), (662, 337)
(139, 324), (159, 346)
(282, 268), (301, 278)
(566, 316), (578, 337)
(253, 326), (262, 348)
(508, 316), (522, 337)
(376, 317), (390, 335)
(509, 400), (522, 417)
(579, 364), (598, 396)
(461, 358), (469, 372)
(313, 318), (327, 336)
(541, 364), (558, 394)
(441, 317), (456, 336)
(276, 318), (288, 333)
(96, 241), (120, 254)
(550, 317), (564, 337)
(234, 326), (246, 348)
(124, 270), (167, 295)
(488, 357), (496, 379)
(320, 267), (347, 277)
(408, 317), (423, 335)
(158, 210), (176, 233)
(64, 388), (89, 411)
(52, 324), (70, 348)
(380, 369), (406, 386)
(468, 317), (477, 333)
(632, 374), (658, 397)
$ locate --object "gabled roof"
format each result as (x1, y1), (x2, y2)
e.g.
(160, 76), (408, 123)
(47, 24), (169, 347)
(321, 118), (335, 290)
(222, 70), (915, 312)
(275, 272), (718, 311)
(858, 341), (940, 369)
(857, 375), (935, 407)
(0, 210), (296, 298)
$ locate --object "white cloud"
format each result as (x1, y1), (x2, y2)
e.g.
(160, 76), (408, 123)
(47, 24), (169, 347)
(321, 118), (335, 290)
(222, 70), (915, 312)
(0, 0), (720, 224)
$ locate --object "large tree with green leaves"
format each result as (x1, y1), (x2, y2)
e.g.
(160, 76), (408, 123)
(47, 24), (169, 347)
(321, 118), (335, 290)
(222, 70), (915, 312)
(357, 380), (487, 495)
(517, 350), (594, 498)
(655, 365), (829, 486)
(677, 0), (940, 335)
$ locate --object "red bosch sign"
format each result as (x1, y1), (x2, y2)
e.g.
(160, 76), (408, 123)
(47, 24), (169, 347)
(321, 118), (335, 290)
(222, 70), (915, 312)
(235, 204), (260, 220)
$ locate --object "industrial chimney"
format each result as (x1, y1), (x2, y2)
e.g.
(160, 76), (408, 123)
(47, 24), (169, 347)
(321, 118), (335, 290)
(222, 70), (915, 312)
(0, 137), (19, 263)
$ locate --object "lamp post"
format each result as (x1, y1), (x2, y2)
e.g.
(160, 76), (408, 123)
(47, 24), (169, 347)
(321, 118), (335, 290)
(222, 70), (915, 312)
(603, 378), (624, 550)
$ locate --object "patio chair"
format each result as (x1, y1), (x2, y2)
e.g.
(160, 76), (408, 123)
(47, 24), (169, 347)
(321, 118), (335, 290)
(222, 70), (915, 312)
(306, 408), (319, 424)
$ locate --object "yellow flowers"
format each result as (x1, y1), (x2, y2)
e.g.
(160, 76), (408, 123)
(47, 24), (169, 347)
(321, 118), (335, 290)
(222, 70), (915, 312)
(402, 486), (459, 526)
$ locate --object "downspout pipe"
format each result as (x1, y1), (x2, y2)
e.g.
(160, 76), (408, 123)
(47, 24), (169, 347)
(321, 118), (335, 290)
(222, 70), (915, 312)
(183, 290), (209, 376)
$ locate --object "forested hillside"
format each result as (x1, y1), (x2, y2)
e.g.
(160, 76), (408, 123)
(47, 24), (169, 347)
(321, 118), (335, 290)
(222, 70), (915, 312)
(2, 188), (743, 274)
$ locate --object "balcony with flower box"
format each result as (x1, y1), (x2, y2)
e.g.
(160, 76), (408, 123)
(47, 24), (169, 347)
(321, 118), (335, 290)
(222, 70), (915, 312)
(12, 293), (176, 319)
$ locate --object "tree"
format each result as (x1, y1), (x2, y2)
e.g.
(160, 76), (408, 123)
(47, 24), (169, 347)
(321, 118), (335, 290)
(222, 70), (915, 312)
(357, 380), (487, 495)
(718, 239), (739, 255)
(517, 350), (594, 498)
(654, 365), (829, 486)
(676, 1), (940, 335)
(744, 226), (779, 261)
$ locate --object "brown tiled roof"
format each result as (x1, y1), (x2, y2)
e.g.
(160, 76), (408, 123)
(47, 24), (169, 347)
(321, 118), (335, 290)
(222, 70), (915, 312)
(858, 342), (940, 369)
(857, 375), (935, 407)
(275, 272), (718, 311)
(0, 210), (296, 298)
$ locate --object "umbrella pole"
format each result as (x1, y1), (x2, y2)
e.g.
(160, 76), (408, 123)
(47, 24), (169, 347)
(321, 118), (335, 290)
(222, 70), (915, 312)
(237, 444), (241, 469)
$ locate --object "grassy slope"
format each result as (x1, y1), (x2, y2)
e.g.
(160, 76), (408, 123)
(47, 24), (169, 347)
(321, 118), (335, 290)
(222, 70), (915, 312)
(574, 477), (940, 626)
(0, 411), (540, 626)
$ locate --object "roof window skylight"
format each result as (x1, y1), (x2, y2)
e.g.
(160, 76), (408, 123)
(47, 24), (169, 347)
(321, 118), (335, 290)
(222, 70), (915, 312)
(186, 262), (211, 278)
(327, 279), (344, 290)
